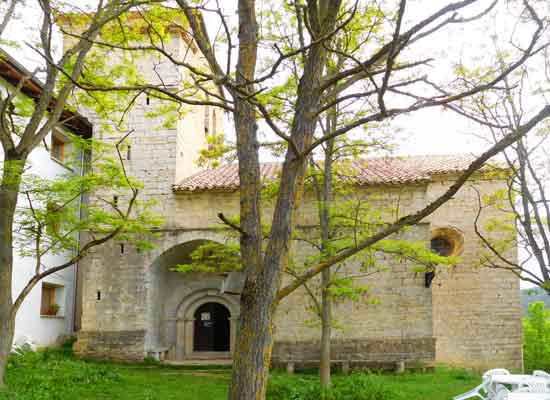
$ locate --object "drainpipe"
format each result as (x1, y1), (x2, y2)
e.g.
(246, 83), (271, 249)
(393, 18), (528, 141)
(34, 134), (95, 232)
(71, 146), (87, 334)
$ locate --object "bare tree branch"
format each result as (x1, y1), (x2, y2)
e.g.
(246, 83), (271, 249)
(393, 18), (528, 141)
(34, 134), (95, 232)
(279, 105), (550, 300)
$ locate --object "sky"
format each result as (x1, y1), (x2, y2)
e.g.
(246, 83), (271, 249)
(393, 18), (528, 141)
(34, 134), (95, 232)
(1, 0), (512, 158)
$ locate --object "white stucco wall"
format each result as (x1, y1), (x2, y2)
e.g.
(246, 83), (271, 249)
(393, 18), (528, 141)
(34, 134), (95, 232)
(2, 133), (79, 347)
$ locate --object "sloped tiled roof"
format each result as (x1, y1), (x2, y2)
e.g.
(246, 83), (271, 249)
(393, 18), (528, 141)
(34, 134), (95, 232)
(173, 154), (484, 193)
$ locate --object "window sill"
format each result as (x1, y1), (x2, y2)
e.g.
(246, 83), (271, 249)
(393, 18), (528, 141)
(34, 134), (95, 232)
(40, 315), (65, 319)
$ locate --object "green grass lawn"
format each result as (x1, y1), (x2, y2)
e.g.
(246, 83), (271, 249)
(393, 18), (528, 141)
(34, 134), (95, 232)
(0, 348), (481, 400)
(53, 365), (231, 400)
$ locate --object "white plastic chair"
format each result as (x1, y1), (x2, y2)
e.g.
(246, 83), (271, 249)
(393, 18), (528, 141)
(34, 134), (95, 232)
(508, 394), (550, 400)
(484, 369), (511, 399)
(453, 369), (512, 400)
(453, 383), (489, 400)
(494, 387), (510, 400)
(483, 369), (511, 379)
(510, 374), (550, 394)
(518, 381), (550, 393)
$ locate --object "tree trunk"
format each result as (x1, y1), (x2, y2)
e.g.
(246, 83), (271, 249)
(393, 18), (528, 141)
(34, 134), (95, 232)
(0, 314), (14, 388)
(0, 155), (24, 388)
(319, 268), (332, 388)
(227, 35), (333, 400)
(228, 152), (311, 400)
(319, 114), (336, 388)
(227, 1), (267, 398)
(226, 2), (340, 398)
(229, 281), (276, 400)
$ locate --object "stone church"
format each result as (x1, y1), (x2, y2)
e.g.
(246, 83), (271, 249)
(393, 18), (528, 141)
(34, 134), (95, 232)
(72, 20), (523, 371)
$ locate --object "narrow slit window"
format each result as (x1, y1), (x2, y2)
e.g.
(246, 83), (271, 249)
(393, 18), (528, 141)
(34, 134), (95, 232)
(97, 291), (101, 301)
(212, 110), (217, 134)
(146, 96), (150, 105)
(204, 105), (210, 136)
(120, 243), (124, 254)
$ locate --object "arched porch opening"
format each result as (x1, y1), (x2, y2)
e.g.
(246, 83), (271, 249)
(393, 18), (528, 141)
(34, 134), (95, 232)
(145, 237), (240, 361)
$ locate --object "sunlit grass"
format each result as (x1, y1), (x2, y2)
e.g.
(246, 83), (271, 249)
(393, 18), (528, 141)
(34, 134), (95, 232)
(0, 347), (481, 400)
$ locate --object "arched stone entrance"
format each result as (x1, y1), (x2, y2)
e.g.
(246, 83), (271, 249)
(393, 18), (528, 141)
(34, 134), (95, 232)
(193, 302), (230, 352)
(144, 234), (240, 361)
(175, 290), (239, 360)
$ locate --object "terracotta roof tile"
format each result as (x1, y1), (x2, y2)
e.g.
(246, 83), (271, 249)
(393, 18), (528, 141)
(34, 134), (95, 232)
(173, 154), (484, 193)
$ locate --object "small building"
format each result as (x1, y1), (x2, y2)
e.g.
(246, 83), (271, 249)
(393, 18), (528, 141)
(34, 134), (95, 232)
(75, 150), (523, 370)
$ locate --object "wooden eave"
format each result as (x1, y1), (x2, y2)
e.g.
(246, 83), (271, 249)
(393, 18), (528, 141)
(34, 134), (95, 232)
(0, 50), (93, 138)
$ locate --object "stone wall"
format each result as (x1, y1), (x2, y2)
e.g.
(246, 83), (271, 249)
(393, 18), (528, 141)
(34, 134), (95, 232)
(426, 178), (522, 370)
(75, 330), (145, 361)
(79, 233), (148, 334)
(76, 188), (438, 366)
(272, 337), (436, 369)
(274, 223), (433, 342)
(76, 229), (236, 360)
(75, 30), (224, 356)
(271, 223), (435, 367)
(76, 177), (523, 369)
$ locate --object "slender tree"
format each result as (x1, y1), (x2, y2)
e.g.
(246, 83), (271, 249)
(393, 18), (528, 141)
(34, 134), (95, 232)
(305, 148), (455, 386)
(0, 1), (164, 386)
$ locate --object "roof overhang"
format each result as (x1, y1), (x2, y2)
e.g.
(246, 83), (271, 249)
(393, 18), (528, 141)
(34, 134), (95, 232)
(0, 49), (93, 138)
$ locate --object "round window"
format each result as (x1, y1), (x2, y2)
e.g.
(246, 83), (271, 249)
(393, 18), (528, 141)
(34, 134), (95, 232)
(430, 227), (464, 257)
(431, 237), (453, 257)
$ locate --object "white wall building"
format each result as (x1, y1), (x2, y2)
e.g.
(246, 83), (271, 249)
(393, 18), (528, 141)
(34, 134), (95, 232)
(0, 50), (92, 347)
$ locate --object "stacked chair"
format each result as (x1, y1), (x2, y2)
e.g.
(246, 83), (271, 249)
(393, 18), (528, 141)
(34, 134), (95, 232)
(454, 370), (550, 400)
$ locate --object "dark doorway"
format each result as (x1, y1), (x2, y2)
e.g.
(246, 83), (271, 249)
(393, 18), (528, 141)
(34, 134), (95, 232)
(193, 302), (230, 352)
